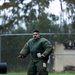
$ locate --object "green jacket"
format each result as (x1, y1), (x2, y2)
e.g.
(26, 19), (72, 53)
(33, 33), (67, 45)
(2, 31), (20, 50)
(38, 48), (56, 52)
(20, 37), (53, 62)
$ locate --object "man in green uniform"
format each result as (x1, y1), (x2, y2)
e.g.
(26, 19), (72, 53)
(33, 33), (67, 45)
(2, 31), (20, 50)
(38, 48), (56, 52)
(18, 30), (53, 75)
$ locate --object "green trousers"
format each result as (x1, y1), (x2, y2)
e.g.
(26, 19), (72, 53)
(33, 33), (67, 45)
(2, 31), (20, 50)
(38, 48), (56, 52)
(27, 60), (48, 75)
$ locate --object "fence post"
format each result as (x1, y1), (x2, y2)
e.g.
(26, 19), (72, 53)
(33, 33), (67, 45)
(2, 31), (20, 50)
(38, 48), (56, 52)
(0, 31), (7, 74)
(0, 31), (1, 62)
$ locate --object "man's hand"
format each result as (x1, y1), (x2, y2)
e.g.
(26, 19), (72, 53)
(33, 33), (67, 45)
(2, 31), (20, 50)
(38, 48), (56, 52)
(37, 53), (45, 59)
(17, 54), (25, 58)
(41, 54), (45, 58)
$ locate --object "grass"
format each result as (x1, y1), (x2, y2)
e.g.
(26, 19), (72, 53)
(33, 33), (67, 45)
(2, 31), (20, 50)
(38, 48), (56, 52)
(0, 72), (75, 75)
(0, 72), (26, 75)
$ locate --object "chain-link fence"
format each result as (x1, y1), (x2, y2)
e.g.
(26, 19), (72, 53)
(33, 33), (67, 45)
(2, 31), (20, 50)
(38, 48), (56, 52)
(0, 33), (75, 72)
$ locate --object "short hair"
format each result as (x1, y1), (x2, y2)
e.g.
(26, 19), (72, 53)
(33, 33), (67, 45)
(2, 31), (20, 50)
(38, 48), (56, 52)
(33, 30), (39, 33)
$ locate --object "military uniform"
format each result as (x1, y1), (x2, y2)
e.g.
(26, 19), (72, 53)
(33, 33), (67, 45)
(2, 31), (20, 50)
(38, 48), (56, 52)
(19, 37), (52, 75)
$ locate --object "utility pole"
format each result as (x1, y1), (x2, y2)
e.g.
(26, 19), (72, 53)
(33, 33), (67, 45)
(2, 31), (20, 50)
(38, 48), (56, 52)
(60, 0), (64, 32)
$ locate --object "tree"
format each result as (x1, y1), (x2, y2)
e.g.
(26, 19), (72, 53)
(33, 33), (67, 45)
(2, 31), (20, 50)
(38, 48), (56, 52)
(0, 0), (58, 33)
(63, 0), (75, 31)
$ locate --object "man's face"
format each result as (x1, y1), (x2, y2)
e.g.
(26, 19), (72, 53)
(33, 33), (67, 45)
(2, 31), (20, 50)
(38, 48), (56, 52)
(33, 32), (40, 39)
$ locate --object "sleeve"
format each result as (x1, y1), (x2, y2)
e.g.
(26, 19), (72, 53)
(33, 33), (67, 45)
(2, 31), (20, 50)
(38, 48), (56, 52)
(20, 42), (30, 57)
(42, 39), (53, 57)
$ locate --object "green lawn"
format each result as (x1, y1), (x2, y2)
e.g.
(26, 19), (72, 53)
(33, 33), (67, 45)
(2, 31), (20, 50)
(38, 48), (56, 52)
(0, 72), (75, 75)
